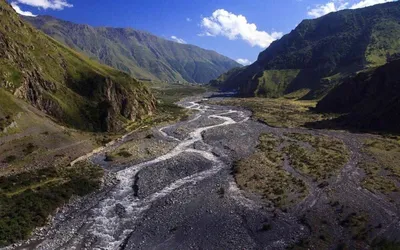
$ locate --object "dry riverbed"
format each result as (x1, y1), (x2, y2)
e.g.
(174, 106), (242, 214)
(2, 93), (400, 250)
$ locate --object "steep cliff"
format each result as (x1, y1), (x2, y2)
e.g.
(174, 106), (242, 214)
(0, 0), (156, 132)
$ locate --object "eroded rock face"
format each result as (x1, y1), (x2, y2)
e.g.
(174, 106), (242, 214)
(98, 78), (156, 131)
(14, 70), (63, 118)
(12, 72), (156, 132)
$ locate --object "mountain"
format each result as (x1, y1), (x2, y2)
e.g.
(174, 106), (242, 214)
(212, 1), (400, 98)
(23, 15), (241, 84)
(0, 0), (155, 132)
(315, 57), (400, 133)
(209, 67), (245, 91)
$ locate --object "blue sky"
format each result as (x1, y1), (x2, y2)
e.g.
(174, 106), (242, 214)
(9, 0), (397, 65)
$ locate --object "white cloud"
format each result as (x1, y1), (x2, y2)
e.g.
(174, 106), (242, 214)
(186, 17), (192, 22)
(307, 0), (396, 18)
(307, 0), (349, 18)
(200, 9), (283, 48)
(170, 35), (187, 44)
(236, 58), (252, 65)
(13, 0), (73, 10)
(11, 2), (37, 16)
(350, 0), (395, 9)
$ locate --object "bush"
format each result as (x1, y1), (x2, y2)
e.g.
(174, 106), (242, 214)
(3, 155), (16, 163)
(117, 151), (132, 158)
(0, 162), (103, 247)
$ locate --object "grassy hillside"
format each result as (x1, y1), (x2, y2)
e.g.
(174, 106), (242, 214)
(212, 1), (400, 98)
(315, 58), (400, 133)
(24, 15), (240, 84)
(0, 0), (156, 132)
(252, 69), (300, 98)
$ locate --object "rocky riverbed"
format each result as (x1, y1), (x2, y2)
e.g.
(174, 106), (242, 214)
(9, 95), (400, 250)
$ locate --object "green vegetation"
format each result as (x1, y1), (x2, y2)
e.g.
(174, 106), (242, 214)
(291, 209), (372, 249)
(0, 161), (103, 246)
(284, 133), (349, 182)
(3, 155), (17, 163)
(339, 212), (370, 241)
(211, 97), (336, 128)
(0, 72), (204, 246)
(121, 84), (207, 133)
(153, 84), (208, 104)
(360, 137), (400, 194)
(209, 67), (245, 89)
(24, 15), (240, 84)
(0, 89), (22, 131)
(366, 20), (400, 66)
(212, 2), (400, 98)
(253, 70), (300, 98)
(0, 1), (155, 132)
(372, 239), (400, 250)
(103, 84), (207, 164)
(104, 132), (177, 165)
(234, 133), (308, 208)
(316, 58), (400, 134)
(283, 89), (311, 100)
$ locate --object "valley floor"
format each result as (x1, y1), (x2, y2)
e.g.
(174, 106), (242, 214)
(3, 93), (400, 250)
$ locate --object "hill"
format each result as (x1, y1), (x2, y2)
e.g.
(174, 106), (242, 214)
(315, 58), (400, 133)
(0, 1), (155, 132)
(24, 15), (240, 84)
(212, 1), (400, 98)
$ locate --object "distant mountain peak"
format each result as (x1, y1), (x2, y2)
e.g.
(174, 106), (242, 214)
(24, 15), (240, 84)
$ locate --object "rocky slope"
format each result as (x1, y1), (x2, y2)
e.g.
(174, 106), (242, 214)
(0, 0), (156, 132)
(315, 58), (400, 133)
(212, 1), (400, 98)
(24, 15), (240, 84)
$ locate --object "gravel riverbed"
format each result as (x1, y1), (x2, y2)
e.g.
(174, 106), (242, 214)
(9, 95), (400, 250)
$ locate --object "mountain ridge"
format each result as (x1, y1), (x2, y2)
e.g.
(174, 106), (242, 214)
(24, 15), (241, 84)
(211, 1), (400, 98)
(0, 0), (156, 132)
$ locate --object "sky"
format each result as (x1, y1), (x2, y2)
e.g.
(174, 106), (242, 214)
(8, 0), (398, 65)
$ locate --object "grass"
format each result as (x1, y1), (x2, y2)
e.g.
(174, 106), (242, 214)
(103, 84), (207, 164)
(234, 132), (350, 208)
(152, 84), (208, 104)
(117, 150), (132, 158)
(26, 15), (240, 85)
(372, 239), (400, 250)
(105, 136), (176, 165)
(359, 137), (400, 194)
(284, 133), (349, 183)
(234, 133), (308, 208)
(0, 89), (22, 131)
(291, 209), (372, 249)
(253, 69), (300, 98)
(4, 178), (64, 197)
(3, 155), (17, 163)
(0, 1), (155, 133)
(366, 20), (400, 67)
(125, 84), (208, 130)
(0, 80), (205, 247)
(211, 97), (336, 128)
(339, 212), (370, 240)
(0, 161), (103, 247)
